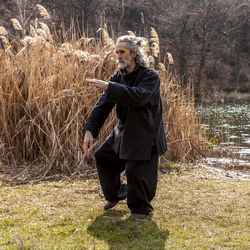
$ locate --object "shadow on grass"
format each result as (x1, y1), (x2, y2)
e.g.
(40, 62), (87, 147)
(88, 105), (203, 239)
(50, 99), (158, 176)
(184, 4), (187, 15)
(87, 210), (169, 249)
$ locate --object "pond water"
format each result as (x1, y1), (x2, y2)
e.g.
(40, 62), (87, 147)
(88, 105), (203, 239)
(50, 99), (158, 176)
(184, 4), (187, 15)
(197, 103), (250, 173)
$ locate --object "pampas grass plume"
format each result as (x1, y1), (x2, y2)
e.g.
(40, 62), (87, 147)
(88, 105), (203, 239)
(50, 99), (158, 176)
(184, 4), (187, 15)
(151, 42), (160, 57)
(29, 25), (36, 37)
(167, 52), (174, 64)
(150, 27), (160, 57)
(39, 22), (51, 36)
(159, 63), (166, 72)
(10, 19), (23, 31)
(0, 27), (8, 36)
(150, 27), (159, 44)
(88, 54), (101, 63)
(22, 36), (35, 45)
(36, 4), (51, 19)
(37, 28), (47, 39)
(149, 55), (155, 67)
(0, 35), (9, 45)
(59, 42), (74, 55)
(97, 28), (110, 44)
(127, 31), (135, 36)
(73, 50), (89, 62)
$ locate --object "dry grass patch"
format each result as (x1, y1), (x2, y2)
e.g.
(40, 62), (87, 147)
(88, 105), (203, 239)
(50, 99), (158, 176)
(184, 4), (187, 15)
(0, 170), (249, 249)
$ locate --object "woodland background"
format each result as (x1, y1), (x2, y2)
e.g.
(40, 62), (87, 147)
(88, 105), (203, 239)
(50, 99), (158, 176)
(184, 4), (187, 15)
(0, 0), (249, 101)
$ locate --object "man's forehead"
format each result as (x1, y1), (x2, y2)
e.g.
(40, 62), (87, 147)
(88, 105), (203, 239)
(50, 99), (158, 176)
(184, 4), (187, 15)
(116, 42), (128, 51)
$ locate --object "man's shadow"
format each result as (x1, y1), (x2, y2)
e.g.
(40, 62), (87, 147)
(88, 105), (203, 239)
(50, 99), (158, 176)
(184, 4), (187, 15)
(87, 210), (169, 249)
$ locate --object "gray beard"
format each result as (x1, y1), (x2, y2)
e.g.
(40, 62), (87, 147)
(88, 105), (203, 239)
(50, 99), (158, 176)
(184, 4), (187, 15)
(118, 60), (130, 70)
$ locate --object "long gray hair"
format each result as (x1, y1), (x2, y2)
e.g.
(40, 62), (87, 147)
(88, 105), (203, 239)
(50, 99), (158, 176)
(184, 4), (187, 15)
(116, 35), (150, 68)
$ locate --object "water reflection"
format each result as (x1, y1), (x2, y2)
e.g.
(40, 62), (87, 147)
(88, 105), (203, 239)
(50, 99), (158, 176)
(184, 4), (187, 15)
(197, 103), (250, 161)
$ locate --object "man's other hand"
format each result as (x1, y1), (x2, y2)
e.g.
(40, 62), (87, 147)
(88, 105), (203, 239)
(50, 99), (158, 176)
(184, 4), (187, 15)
(86, 78), (109, 90)
(83, 130), (93, 156)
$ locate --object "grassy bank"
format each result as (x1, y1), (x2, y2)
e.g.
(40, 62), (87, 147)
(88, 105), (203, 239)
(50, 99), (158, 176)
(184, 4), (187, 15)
(0, 169), (249, 249)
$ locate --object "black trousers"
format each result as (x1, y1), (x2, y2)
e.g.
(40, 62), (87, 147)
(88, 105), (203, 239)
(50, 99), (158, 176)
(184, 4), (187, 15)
(95, 139), (158, 214)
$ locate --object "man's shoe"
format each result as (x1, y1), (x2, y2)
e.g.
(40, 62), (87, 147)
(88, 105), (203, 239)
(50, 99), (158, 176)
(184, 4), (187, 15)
(131, 213), (147, 220)
(103, 201), (119, 210)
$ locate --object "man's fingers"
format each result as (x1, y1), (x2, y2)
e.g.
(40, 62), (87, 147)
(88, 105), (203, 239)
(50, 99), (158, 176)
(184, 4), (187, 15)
(86, 79), (102, 85)
(89, 137), (93, 149)
(83, 138), (93, 156)
(86, 79), (99, 88)
(83, 141), (89, 156)
(85, 79), (108, 90)
(86, 78), (97, 83)
(83, 130), (94, 156)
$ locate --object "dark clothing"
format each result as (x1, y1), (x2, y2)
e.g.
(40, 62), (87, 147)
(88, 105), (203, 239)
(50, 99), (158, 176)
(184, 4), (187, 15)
(95, 138), (158, 214)
(83, 64), (167, 214)
(84, 65), (167, 160)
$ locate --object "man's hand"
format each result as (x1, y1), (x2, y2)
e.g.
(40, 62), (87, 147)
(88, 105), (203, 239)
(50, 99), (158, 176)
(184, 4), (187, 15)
(86, 78), (109, 90)
(83, 130), (93, 156)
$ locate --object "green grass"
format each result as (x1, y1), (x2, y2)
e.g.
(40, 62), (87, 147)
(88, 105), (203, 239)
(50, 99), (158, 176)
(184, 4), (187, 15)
(0, 170), (249, 249)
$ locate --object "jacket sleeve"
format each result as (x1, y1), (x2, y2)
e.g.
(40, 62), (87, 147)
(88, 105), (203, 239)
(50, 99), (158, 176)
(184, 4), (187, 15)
(83, 73), (118, 138)
(106, 70), (160, 107)
(83, 92), (115, 138)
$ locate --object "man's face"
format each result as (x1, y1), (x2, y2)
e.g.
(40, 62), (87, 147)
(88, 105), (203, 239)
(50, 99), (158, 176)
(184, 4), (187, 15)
(116, 42), (136, 70)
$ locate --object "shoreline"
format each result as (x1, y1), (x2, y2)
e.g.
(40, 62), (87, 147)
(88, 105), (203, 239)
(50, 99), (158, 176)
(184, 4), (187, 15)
(197, 91), (250, 105)
(1, 160), (249, 186)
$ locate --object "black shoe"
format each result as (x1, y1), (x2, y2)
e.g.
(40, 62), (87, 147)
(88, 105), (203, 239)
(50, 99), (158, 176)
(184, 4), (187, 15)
(131, 213), (147, 220)
(103, 201), (119, 210)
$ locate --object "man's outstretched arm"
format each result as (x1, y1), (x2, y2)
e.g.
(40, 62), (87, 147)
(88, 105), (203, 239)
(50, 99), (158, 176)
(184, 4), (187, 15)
(86, 70), (159, 107)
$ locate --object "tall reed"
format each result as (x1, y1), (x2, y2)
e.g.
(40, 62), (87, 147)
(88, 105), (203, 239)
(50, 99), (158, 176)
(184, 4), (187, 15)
(0, 7), (205, 177)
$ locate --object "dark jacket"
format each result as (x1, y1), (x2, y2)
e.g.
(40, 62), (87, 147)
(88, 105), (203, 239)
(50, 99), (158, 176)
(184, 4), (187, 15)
(83, 64), (167, 160)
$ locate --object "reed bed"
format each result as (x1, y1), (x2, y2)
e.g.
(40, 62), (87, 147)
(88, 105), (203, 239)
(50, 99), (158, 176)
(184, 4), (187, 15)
(0, 6), (205, 179)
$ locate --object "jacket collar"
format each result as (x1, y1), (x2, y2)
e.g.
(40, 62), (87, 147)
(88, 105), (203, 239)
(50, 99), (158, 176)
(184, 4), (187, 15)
(119, 64), (141, 80)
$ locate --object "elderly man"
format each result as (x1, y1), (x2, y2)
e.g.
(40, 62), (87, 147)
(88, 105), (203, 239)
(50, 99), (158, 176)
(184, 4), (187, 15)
(83, 35), (167, 219)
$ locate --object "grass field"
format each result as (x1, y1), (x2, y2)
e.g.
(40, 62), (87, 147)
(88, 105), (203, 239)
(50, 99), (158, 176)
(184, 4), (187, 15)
(0, 167), (249, 249)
